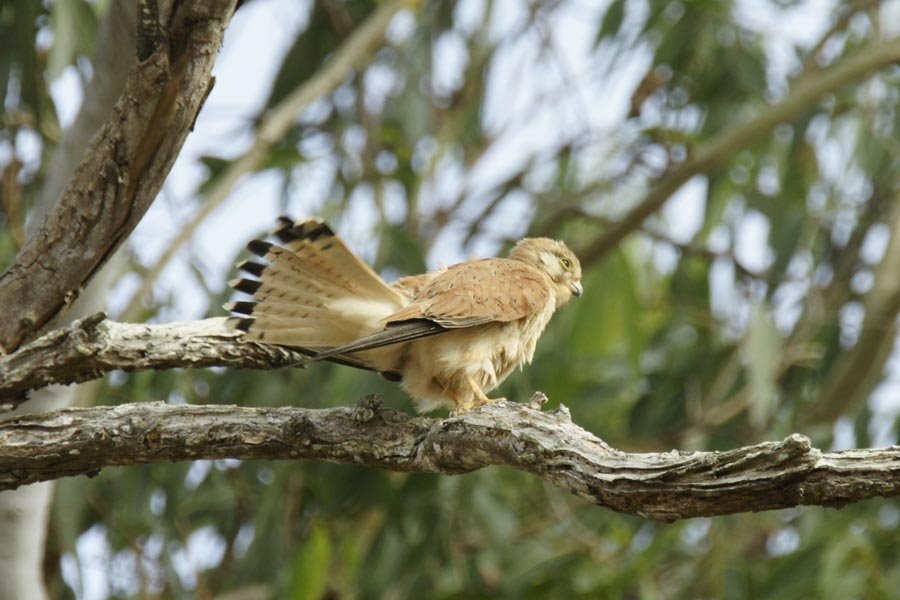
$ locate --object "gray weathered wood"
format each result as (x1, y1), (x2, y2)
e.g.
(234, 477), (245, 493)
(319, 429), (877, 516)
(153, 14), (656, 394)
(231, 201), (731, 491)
(0, 314), (301, 406)
(4, 315), (900, 520)
(2, 399), (900, 521)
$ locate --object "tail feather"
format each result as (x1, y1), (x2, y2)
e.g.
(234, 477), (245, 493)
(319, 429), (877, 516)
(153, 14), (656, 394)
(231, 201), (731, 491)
(226, 217), (408, 373)
(226, 315), (401, 379)
(226, 301), (363, 342)
(246, 242), (353, 298)
(225, 299), (330, 320)
(236, 322), (322, 343)
(271, 217), (405, 304)
(228, 277), (327, 309)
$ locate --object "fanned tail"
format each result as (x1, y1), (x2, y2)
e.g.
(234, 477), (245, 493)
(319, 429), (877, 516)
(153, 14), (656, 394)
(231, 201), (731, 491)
(225, 217), (407, 375)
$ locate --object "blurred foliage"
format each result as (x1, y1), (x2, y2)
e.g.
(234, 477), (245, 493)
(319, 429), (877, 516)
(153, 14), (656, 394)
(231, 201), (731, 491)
(4, 0), (900, 598)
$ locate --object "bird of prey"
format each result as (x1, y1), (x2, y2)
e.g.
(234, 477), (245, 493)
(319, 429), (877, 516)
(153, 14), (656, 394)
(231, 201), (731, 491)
(225, 217), (583, 413)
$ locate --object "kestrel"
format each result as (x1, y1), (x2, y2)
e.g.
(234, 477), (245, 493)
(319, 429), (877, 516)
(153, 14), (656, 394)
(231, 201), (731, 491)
(226, 217), (583, 413)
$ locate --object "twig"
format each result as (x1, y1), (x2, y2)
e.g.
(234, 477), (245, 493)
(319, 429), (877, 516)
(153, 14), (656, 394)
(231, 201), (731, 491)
(800, 0), (878, 74)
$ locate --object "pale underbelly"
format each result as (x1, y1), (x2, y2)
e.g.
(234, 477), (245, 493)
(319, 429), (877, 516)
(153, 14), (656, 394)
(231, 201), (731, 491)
(400, 315), (550, 411)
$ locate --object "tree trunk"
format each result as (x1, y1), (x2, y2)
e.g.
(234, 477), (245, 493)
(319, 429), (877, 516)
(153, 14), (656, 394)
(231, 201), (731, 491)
(0, 3), (137, 598)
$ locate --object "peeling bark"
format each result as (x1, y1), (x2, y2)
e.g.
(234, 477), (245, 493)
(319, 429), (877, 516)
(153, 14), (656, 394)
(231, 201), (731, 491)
(1, 399), (899, 521)
(0, 0), (239, 353)
(0, 315), (302, 406)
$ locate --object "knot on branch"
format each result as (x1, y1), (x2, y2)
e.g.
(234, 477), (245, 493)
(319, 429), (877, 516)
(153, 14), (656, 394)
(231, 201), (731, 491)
(780, 433), (814, 455)
(68, 312), (110, 356)
(283, 413), (317, 447)
(552, 403), (572, 422)
(528, 391), (549, 409)
(353, 394), (382, 423)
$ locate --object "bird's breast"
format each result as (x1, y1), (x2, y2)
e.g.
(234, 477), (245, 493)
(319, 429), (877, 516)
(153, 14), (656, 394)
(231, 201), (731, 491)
(476, 303), (557, 390)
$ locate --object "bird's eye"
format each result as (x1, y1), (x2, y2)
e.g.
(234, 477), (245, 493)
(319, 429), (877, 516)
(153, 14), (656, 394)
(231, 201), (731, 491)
(561, 257), (572, 269)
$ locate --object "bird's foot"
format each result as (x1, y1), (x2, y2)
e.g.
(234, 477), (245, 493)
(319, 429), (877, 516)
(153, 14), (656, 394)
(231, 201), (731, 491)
(448, 401), (474, 417)
(474, 396), (505, 407)
(353, 394), (382, 422)
(464, 375), (502, 410)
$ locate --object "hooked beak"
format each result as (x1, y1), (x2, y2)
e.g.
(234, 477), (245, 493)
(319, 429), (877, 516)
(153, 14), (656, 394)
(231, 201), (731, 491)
(571, 281), (583, 297)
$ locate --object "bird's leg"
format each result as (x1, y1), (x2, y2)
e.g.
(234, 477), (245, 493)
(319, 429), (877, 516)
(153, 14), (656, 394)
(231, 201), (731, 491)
(466, 375), (505, 407)
(446, 377), (501, 416)
(443, 383), (476, 417)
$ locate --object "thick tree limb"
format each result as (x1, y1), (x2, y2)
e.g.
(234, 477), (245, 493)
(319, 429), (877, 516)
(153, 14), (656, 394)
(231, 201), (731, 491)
(1, 399), (899, 521)
(0, 0), (238, 353)
(0, 6), (144, 600)
(0, 314), (301, 405)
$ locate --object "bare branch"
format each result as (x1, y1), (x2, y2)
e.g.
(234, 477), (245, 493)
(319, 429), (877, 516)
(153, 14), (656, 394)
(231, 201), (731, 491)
(0, 0), (239, 353)
(1, 400), (899, 521)
(3, 317), (900, 520)
(0, 315), (301, 405)
(578, 35), (900, 267)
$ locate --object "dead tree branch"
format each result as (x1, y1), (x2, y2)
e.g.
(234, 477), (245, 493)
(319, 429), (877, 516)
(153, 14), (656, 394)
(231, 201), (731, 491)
(3, 316), (900, 520)
(1, 399), (899, 521)
(0, 314), (300, 406)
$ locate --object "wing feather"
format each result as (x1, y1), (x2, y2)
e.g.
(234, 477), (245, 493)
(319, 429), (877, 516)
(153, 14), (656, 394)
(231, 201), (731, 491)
(298, 320), (446, 365)
(385, 258), (550, 327)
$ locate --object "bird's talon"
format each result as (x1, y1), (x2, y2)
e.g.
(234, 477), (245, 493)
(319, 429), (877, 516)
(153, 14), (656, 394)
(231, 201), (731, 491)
(449, 401), (477, 417)
(470, 396), (504, 409)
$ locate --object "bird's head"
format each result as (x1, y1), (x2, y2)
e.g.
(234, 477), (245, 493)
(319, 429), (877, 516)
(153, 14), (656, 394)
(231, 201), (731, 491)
(509, 237), (583, 306)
